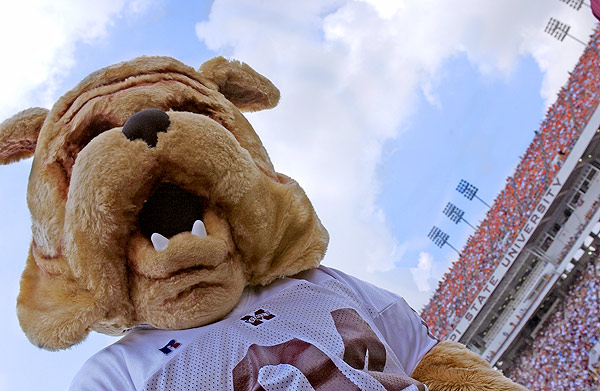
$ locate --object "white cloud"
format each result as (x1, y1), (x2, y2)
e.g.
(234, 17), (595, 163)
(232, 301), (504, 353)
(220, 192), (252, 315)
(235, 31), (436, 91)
(195, 0), (596, 291)
(0, 0), (592, 319)
(127, 0), (158, 14)
(0, 0), (154, 118)
(410, 252), (434, 292)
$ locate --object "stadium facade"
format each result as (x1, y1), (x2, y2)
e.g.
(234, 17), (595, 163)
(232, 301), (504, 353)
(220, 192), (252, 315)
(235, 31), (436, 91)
(453, 109), (600, 369)
(421, 26), (600, 380)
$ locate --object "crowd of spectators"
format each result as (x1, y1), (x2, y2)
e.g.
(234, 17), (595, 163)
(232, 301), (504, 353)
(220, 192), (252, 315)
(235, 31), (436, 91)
(504, 256), (600, 389)
(557, 195), (600, 262)
(420, 27), (600, 339)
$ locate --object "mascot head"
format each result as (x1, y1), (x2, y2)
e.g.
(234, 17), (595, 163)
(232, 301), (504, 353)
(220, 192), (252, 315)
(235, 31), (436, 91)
(0, 56), (328, 350)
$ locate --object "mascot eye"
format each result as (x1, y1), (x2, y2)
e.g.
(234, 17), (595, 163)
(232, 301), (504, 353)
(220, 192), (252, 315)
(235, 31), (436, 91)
(83, 117), (120, 144)
(67, 116), (121, 152)
(168, 100), (216, 117)
(59, 116), (121, 181)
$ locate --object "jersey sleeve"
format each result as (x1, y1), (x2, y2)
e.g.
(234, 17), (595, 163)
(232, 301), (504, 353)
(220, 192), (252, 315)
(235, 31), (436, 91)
(69, 348), (136, 391)
(372, 296), (439, 375)
(318, 266), (438, 376)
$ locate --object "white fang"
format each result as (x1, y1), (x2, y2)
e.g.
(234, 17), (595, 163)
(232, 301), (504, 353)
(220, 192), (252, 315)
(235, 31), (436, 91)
(192, 220), (207, 238)
(151, 233), (169, 251)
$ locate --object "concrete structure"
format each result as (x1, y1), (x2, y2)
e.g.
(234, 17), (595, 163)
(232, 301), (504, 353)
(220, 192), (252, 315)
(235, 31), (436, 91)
(451, 107), (600, 369)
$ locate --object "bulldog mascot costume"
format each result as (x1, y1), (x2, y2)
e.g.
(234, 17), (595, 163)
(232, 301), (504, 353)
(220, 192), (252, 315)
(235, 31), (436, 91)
(0, 56), (528, 390)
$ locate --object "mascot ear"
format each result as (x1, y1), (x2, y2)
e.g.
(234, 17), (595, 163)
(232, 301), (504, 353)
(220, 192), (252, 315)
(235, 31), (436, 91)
(0, 107), (48, 164)
(199, 57), (280, 112)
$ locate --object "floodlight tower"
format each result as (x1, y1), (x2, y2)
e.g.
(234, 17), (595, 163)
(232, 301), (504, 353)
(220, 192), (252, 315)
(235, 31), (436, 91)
(443, 202), (476, 230)
(428, 226), (470, 301)
(544, 17), (587, 46)
(456, 179), (491, 208)
(558, 0), (585, 10)
(427, 226), (462, 256)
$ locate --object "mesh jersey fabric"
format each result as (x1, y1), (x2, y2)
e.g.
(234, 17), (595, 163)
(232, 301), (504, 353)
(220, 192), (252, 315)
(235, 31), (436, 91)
(69, 266), (438, 391)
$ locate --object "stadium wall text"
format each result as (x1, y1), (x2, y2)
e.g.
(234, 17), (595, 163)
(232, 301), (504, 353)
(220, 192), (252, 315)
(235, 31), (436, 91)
(448, 176), (562, 342)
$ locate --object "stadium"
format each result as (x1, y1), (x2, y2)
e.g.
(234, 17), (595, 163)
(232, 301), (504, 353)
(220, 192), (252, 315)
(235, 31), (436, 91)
(421, 26), (600, 389)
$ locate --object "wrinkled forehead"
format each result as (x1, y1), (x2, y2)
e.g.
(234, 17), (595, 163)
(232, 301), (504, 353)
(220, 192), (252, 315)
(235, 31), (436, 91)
(36, 56), (276, 184)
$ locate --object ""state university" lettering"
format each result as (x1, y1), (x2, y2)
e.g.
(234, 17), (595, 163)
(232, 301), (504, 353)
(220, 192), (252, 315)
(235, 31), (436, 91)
(448, 177), (561, 343)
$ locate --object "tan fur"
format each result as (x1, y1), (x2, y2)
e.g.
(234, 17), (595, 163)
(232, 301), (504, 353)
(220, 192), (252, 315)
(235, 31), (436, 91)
(0, 56), (328, 349)
(0, 107), (48, 164)
(17, 249), (105, 350)
(199, 56), (280, 112)
(412, 341), (529, 391)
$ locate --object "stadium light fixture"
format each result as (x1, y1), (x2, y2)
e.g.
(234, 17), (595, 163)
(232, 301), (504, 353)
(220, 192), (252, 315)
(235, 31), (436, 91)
(428, 226), (448, 248)
(427, 226), (462, 256)
(443, 202), (463, 223)
(456, 179), (476, 200)
(544, 18), (587, 46)
(558, 0), (584, 10)
(443, 202), (476, 230)
(545, 18), (570, 41)
(456, 179), (491, 208)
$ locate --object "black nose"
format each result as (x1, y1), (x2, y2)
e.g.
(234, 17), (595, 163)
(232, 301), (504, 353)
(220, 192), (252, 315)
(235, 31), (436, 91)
(122, 109), (170, 147)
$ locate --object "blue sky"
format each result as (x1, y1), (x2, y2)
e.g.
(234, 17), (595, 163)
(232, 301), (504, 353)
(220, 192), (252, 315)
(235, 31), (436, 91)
(0, 1), (597, 390)
(377, 54), (547, 287)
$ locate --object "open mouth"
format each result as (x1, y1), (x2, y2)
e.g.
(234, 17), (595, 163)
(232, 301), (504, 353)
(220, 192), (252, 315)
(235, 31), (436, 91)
(139, 182), (209, 250)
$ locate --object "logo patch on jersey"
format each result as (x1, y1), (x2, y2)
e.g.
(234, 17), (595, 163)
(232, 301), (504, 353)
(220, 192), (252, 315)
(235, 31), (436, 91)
(159, 339), (181, 355)
(241, 309), (276, 326)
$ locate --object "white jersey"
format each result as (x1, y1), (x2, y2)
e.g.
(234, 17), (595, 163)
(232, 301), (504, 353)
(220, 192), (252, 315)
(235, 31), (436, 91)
(70, 266), (438, 391)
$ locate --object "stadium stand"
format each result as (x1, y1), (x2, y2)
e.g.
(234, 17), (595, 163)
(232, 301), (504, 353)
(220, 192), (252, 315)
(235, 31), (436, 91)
(503, 255), (600, 389)
(421, 26), (600, 341)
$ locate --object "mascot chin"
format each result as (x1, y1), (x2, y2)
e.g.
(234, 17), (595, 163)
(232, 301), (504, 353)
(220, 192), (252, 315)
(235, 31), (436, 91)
(0, 56), (528, 391)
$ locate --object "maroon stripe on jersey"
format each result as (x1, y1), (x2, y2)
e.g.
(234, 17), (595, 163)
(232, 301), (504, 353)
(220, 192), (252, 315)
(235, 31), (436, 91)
(232, 307), (426, 390)
(331, 308), (426, 391)
(232, 338), (359, 391)
(330, 308), (386, 371)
